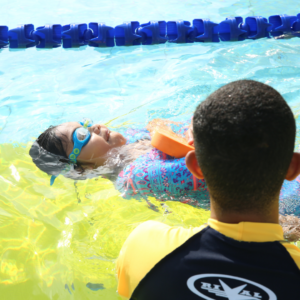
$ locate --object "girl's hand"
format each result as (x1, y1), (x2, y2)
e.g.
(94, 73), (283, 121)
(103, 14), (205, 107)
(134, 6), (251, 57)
(146, 119), (182, 136)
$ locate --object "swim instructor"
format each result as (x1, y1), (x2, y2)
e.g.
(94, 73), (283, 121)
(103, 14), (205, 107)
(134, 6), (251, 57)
(116, 80), (300, 300)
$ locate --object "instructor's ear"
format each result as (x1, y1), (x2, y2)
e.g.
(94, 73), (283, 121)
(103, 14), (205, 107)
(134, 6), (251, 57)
(185, 150), (204, 179)
(285, 153), (300, 181)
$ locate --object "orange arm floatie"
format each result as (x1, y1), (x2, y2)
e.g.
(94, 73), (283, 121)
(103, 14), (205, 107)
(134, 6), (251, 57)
(151, 128), (194, 158)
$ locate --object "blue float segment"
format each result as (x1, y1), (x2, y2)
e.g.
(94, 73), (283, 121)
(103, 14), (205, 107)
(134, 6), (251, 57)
(2, 13), (300, 50)
(88, 23), (115, 47)
(32, 24), (61, 48)
(240, 17), (272, 39)
(218, 17), (247, 41)
(291, 14), (300, 37)
(62, 24), (90, 48)
(268, 14), (297, 36)
(292, 14), (300, 33)
(193, 19), (219, 43)
(8, 24), (36, 48)
(0, 26), (9, 48)
(136, 21), (167, 45)
(115, 22), (142, 46)
(167, 20), (195, 43)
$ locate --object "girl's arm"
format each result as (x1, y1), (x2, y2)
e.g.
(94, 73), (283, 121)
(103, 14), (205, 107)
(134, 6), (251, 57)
(146, 118), (183, 136)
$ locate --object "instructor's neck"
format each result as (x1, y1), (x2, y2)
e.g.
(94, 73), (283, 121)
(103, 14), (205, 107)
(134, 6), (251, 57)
(210, 198), (279, 224)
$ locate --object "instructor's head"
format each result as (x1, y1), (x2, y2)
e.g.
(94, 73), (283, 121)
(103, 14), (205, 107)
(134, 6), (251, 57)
(186, 80), (300, 215)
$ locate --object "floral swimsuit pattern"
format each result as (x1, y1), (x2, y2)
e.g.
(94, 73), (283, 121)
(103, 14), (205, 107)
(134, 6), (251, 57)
(115, 126), (210, 209)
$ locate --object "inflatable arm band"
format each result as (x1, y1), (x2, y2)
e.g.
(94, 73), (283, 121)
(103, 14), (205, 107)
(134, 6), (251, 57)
(151, 128), (194, 158)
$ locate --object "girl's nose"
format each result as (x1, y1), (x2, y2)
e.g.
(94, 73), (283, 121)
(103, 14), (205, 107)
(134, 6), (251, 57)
(90, 124), (101, 134)
(91, 124), (108, 135)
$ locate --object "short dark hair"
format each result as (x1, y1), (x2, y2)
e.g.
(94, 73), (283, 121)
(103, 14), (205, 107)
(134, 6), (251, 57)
(193, 80), (296, 214)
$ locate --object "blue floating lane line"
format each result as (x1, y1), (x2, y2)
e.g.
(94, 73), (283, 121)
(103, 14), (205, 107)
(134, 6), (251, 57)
(1, 13), (300, 49)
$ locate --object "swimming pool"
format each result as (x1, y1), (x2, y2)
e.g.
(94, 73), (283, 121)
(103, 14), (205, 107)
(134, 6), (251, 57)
(1, 0), (300, 299)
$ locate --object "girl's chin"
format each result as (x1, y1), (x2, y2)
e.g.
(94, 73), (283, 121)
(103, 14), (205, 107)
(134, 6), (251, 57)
(110, 132), (127, 147)
(120, 135), (127, 145)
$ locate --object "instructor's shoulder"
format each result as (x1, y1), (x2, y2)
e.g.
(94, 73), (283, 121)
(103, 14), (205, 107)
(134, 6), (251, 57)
(116, 221), (207, 299)
(121, 220), (206, 254)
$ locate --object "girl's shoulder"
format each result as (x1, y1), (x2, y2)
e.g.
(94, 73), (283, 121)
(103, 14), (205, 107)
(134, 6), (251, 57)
(123, 128), (151, 145)
(122, 118), (191, 145)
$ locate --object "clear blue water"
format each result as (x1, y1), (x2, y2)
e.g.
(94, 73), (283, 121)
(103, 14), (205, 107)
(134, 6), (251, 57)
(1, 0), (300, 144)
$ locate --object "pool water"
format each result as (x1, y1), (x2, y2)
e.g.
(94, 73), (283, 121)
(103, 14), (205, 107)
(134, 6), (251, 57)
(1, 0), (300, 299)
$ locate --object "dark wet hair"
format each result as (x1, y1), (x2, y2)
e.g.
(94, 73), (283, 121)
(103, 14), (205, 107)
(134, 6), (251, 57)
(29, 126), (71, 176)
(37, 126), (68, 157)
(193, 80), (295, 214)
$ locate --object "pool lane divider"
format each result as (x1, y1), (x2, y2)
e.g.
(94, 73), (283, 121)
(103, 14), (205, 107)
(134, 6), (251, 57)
(0, 14), (300, 49)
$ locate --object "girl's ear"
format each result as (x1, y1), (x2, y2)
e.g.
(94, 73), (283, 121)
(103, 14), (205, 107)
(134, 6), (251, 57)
(285, 153), (300, 181)
(185, 150), (204, 179)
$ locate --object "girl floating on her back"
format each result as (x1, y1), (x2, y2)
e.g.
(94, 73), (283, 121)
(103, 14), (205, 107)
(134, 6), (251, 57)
(29, 118), (209, 208)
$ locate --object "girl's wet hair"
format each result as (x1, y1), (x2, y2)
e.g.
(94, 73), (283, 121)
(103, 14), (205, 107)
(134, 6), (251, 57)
(37, 126), (68, 157)
(30, 126), (90, 180)
(29, 126), (70, 176)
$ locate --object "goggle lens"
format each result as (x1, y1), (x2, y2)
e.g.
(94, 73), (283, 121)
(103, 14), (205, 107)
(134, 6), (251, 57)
(76, 127), (89, 141)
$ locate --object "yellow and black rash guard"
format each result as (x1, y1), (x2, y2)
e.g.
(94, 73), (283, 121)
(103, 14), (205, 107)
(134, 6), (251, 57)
(116, 219), (300, 299)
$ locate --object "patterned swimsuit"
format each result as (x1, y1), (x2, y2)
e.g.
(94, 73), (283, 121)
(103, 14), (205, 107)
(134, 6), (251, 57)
(279, 177), (300, 216)
(115, 126), (210, 209)
(115, 126), (300, 215)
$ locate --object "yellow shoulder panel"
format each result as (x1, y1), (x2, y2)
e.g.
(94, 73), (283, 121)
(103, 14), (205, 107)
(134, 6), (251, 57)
(116, 220), (206, 299)
(282, 243), (300, 269)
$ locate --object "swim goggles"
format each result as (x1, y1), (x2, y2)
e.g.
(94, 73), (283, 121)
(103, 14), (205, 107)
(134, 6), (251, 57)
(69, 118), (93, 164)
(50, 118), (93, 186)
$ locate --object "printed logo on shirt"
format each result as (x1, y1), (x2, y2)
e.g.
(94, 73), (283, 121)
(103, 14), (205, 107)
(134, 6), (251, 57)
(187, 274), (276, 300)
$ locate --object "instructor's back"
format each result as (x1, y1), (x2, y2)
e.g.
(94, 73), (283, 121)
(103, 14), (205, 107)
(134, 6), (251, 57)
(117, 80), (300, 300)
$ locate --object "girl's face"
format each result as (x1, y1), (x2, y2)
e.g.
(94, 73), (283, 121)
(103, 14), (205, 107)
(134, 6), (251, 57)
(56, 122), (127, 167)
